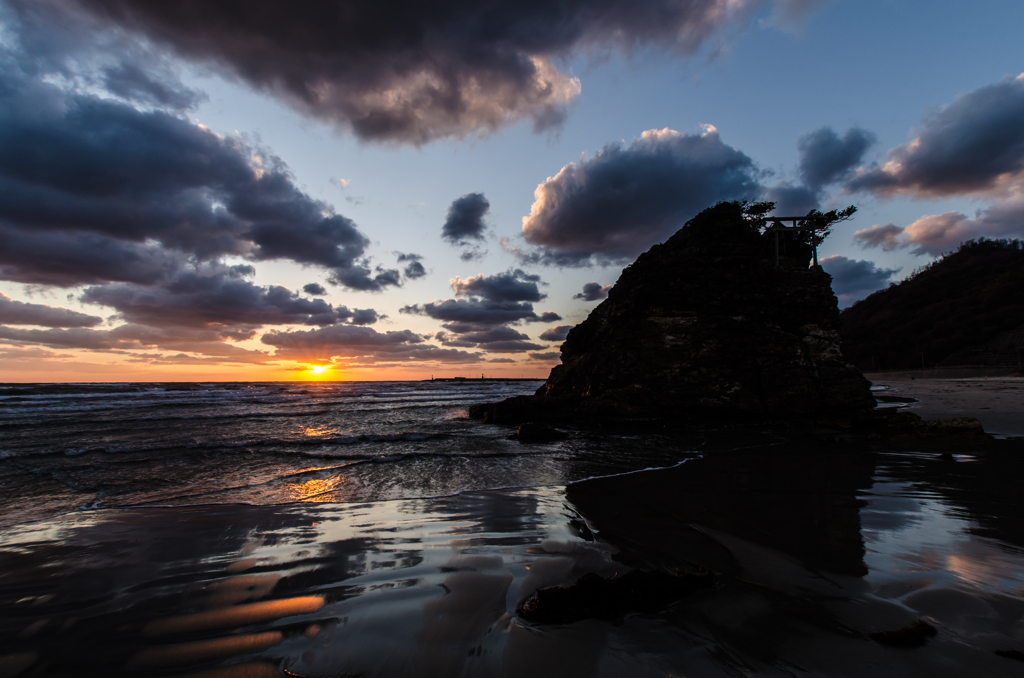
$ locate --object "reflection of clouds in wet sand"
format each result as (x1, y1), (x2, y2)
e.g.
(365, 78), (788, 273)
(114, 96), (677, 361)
(861, 471), (1024, 663)
(3, 453), (1024, 677)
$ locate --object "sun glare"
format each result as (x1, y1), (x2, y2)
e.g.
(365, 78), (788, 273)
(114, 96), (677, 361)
(306, 365), (331, 379)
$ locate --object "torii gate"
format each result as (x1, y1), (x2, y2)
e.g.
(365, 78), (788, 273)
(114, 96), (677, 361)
(765, 215), (831, 268)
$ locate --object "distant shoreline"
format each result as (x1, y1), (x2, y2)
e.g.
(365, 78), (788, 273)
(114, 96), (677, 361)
(425, 377), (542, 383)
(864, 366), (1021, 381)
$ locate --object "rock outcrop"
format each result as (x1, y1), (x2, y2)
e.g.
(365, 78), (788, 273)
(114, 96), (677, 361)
(471, 202), (875, 425)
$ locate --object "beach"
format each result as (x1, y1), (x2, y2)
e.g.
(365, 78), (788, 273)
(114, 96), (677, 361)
(1, 381), (1023, 676)
(868, 376), (1024, 438)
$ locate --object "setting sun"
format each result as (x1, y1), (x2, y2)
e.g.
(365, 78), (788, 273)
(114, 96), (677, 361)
(309, 365), (329, 376)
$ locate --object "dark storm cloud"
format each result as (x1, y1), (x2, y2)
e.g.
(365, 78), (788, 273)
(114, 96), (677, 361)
(0, 323), (270, 362)
(847, 74), (1024, 197)
(401, 299), (541, 326)
(0, 294), (103, 328)
(0, 228), (187, 287)
(796, 126), (875, 189)
(80, 265), (366, 328)
(442, 193), (490, 246)
(4, 0), (203, 110)
(519, 127), (762, 265)
(853, 223), (906, 252)
(0, 53), (395, 291)
(403, 267), (559, 334)
(479, 341), (545, 353)
(450, 269), (545, 303)
(819, 255), (900, 308)
(303, 283), (327, 296)
(437, 326), (542, 352)
(62, 0), (807, 144)
(260, 325), (482, 364)
(573, 282), (612, 301)
(539, 325), (573, 342)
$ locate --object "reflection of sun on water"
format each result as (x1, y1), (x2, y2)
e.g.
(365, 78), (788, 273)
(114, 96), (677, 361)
(301, 425), (337, 437)
(288, 475), (347, 502)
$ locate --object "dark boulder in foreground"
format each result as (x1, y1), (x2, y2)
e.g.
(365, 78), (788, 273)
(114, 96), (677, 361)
(516, 568), (713, 624)
(471, 202), (874, 425)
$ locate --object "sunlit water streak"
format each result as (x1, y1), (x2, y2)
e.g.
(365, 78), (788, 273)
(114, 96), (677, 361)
(0, 381), (695, 527)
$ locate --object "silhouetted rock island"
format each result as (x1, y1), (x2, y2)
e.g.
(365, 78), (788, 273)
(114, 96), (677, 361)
(470, 202), (877, 425)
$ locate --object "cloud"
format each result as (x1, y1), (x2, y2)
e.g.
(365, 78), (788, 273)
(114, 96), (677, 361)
(349, 309), (379, 326)
(528, 351), (562, 361)
(0, 228), (189, 287)
(303, 283), (327, 296)
(519, 126), (762, 265)
(797, 126), (875, 190)
(403, 261), (427, 279)
(853, 196), (1024, 256)
(80, 264), (370, 329)
(762, 182), (820, 216)
(760, 0), (832, 33)
(397, 253), (427, 279)
(64, 0), (793, 144)
(460, 247), (486, 262)
(573, 282), (612, 301)
(853, 223), (906, 252)
(539, 325), (573, 342)
(450, 269), (544, 303)
(442, 193), (490, 245)
(402, 299), (540, 326)
(0, 294), (103, 328)
(819, 255), (900, 308)
(102, 61), (206, 110)
(260, 325), (481, 364)
(403, 266), (560, 355)
(0, 323), (271, 362)
(436, 326), (543, 353)
(0, 43), (396, 291)
(847, 74), (1024, 198)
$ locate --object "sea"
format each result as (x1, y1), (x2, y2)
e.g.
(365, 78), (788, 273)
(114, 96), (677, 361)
(1, 380), (1023, 677)
(0, 380), (692, 528)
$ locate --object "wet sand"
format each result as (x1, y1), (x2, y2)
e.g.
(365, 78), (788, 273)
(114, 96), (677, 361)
(1, 444), (1022, 677)
(867, 376), (1024, 437)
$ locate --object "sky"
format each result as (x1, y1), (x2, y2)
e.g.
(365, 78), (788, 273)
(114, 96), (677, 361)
(1, 0), (1023, 382)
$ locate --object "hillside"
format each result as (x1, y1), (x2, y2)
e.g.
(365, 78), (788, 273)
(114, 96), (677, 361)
(839, 239), (1024, 371)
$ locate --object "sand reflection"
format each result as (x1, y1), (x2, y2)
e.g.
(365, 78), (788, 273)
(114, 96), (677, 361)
(144, 596), (325, 636)
(3, 449), (1024, 677)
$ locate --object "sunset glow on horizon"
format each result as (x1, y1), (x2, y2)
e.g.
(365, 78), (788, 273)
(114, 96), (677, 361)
(1, 1), (1021, 383)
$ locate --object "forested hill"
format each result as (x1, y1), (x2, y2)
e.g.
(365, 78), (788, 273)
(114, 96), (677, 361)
(839, 239), (1024, 371)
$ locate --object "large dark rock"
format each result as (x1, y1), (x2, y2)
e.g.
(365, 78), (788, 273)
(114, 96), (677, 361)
(472, 202), (874, 425)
